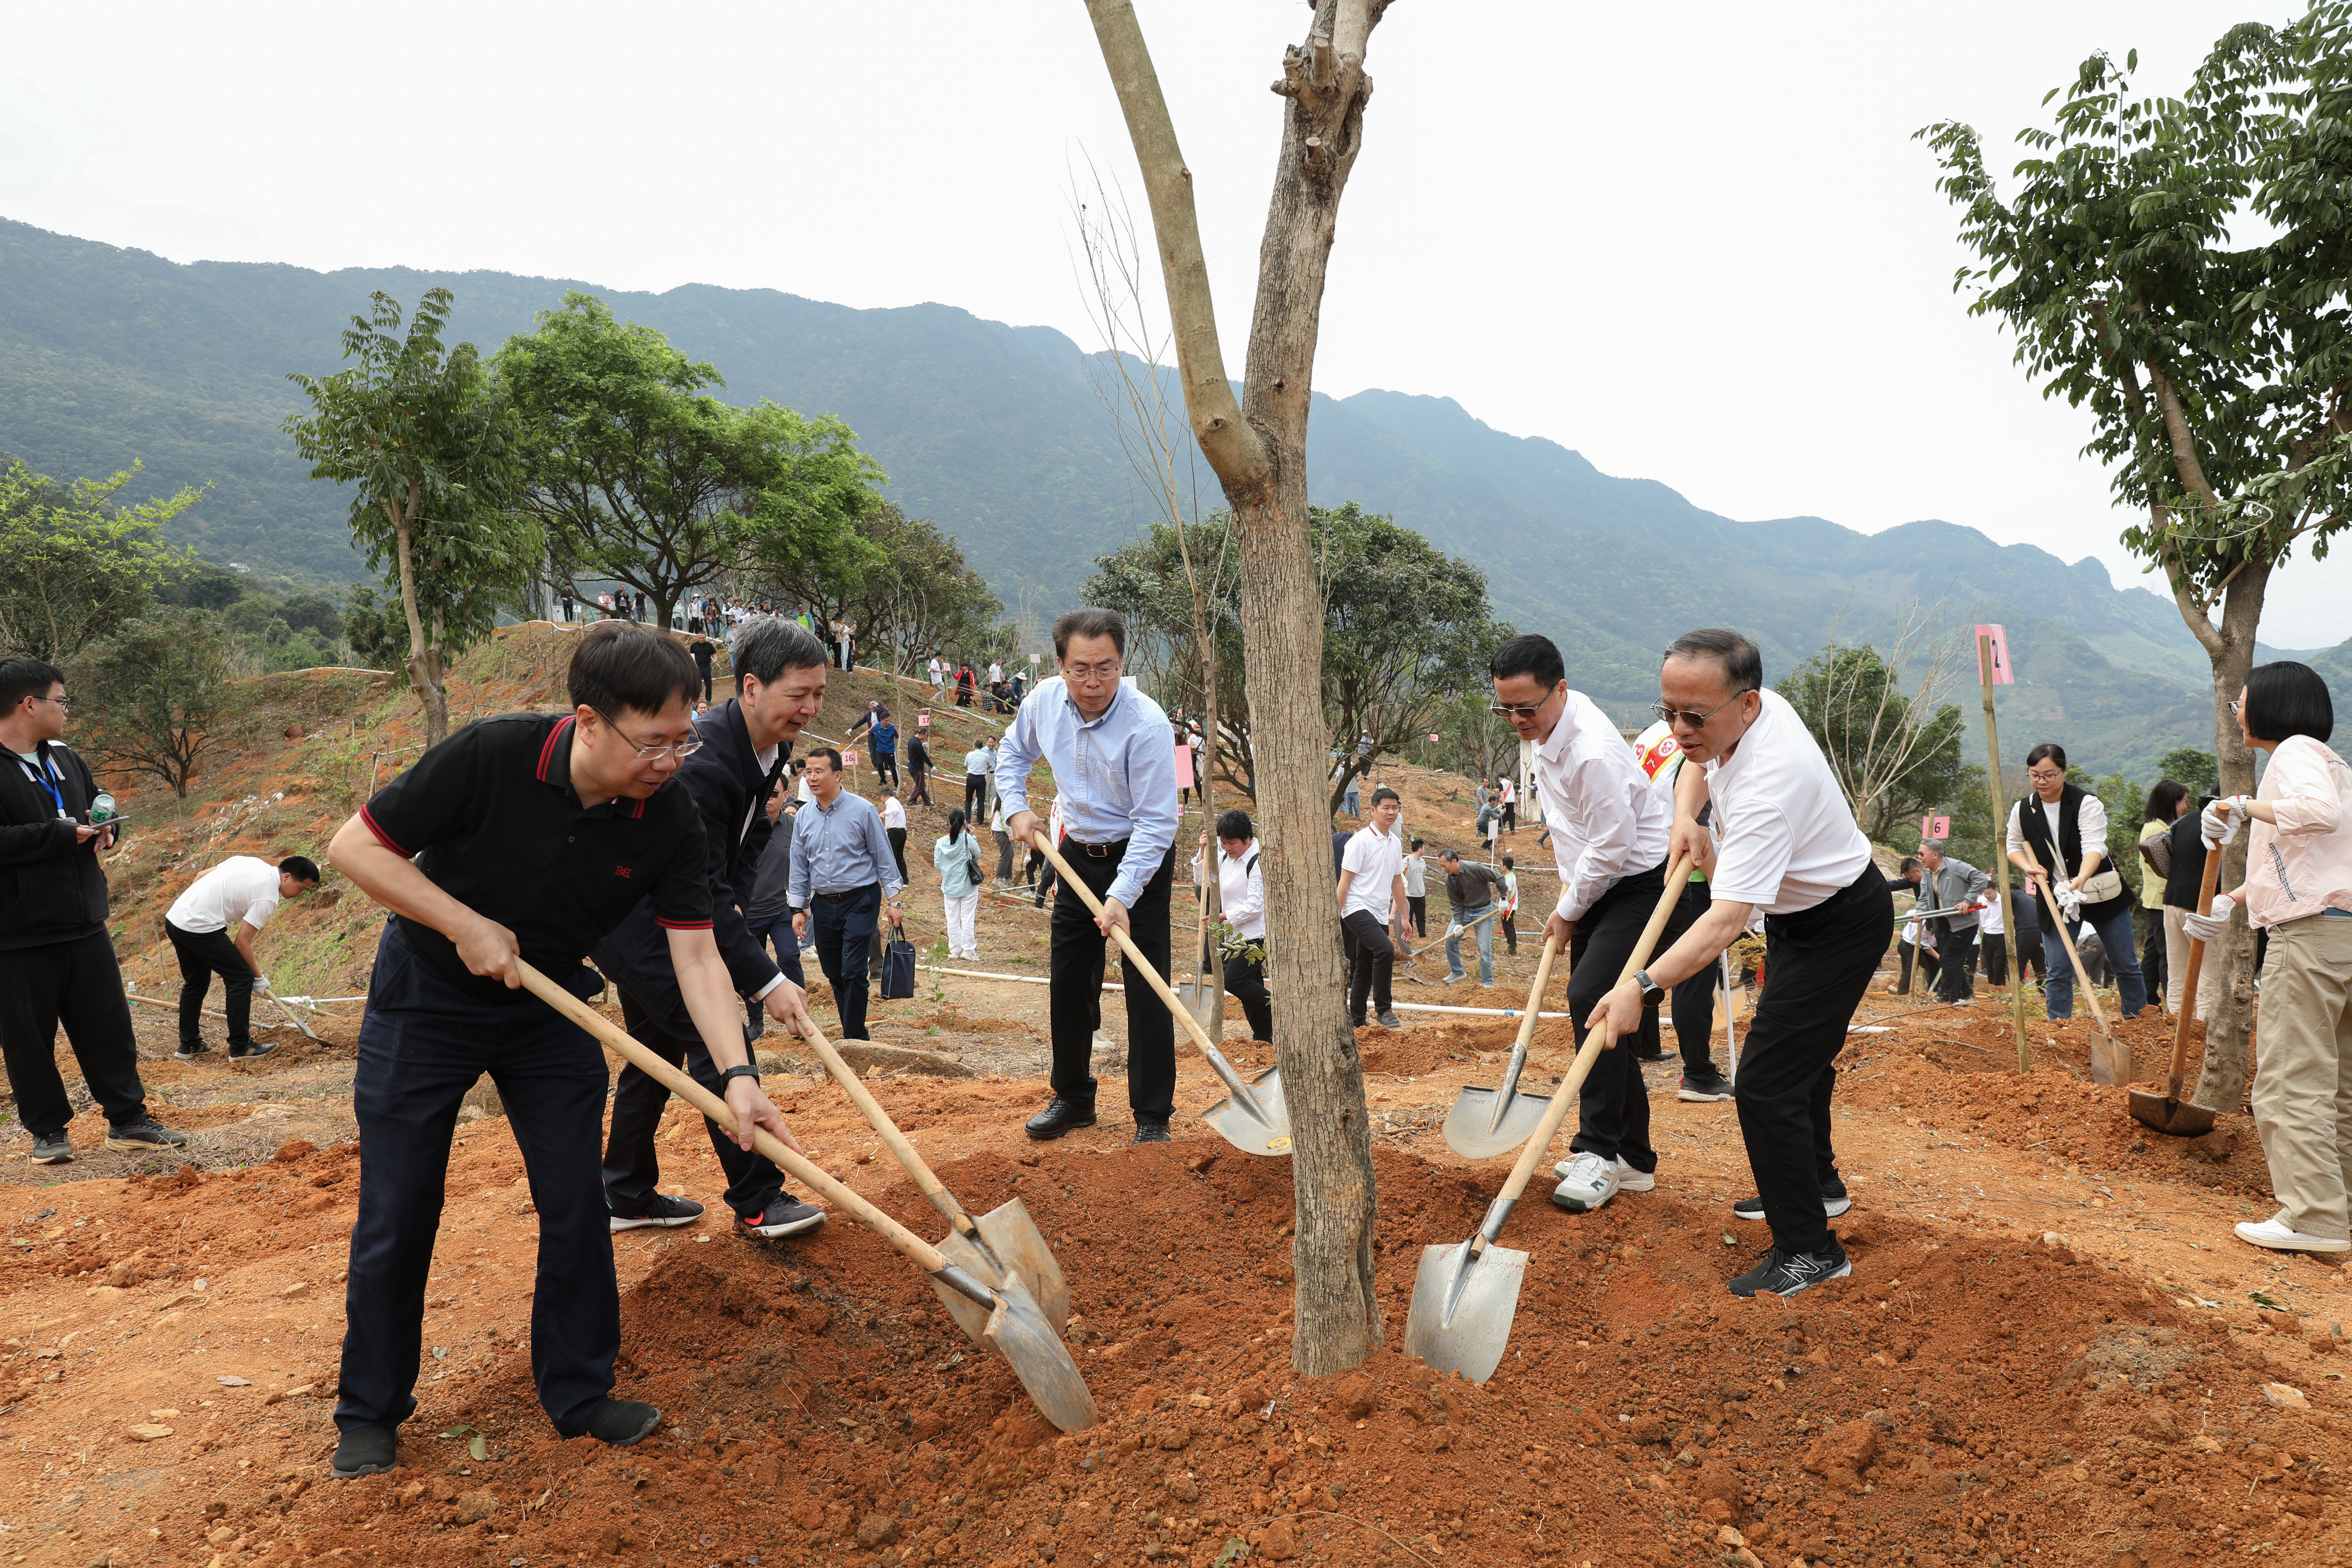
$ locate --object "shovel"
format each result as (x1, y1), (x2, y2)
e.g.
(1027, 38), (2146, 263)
(1442, 932), (1562, 1158)
(2129, 838), (2223, 1137)
(514, 960), (1100, 1434)
(1173, 880), (1222, 1037)
(1405, 852), (1692, 1383)
(2023, 847), (2129, 1087)
(796, 1016), (1070, 1340)
(1029, 829), (1290, 1156)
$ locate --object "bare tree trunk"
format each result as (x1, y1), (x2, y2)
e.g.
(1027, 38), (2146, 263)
(1085, 0), (1387, 1375)
(2187, 560), (2268, 1111)
(388, 487), (450, 748)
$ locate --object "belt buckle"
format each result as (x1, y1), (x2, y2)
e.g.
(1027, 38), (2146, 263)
(1081, 841), (1110, 858)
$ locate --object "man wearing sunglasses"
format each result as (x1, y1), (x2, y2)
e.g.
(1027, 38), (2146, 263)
(1582, 628), (1889, 1298)
(322, 622), (802, 1478)
(1484, 634), (1691, 1216)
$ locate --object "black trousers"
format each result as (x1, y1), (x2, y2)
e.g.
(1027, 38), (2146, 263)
(1501, 909), (1518, 955)
(808, 883), (881, 1040)
(1050, 841), (1175, 1119)
(886, 827), (909, 886)
(1567, 862), (1697, 1174)
(0, 931), (147, 1135)
(964, 774), (988, 817)
(602, 987), (786, 1222)
(1892, 939), (1939, 994)
(874, 751), (899, 787)
(1406, 895), (1427, 938)
(695, 665), (713, 702)
(1736, 862), (1892, 1255)
(907, 766), (932, 806)
(1932, 921), (1977, 1002)
(338, 922), (616, 1436)
(1222, 949), (1273, 1041)
(1342, 909), (1395, 1023)
(1980, 929), (2009, 987)
(166, 919), (255, 1051)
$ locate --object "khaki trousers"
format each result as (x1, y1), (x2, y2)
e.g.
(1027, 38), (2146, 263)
(2163, 905), (2221, 1020)
(2249, 915), (2352, 1241)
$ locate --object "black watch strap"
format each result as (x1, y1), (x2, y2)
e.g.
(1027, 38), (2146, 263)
(720, 1063), (761, 1085)
(1634, 968), (1667, 1008)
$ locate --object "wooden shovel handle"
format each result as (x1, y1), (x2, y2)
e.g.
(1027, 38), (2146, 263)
(1027, 830), (1225, 1061)
(797, 1018), (972, 1233)
(1506, 933), (1563, 1056)
(513, 961), (952, 1274)
(2021, 846), (2112, 1035)
(2165, 841), (2226, 1098)
(1490, 852), (1694, 1211)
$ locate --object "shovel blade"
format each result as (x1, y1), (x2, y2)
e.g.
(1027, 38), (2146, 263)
(982, 1270), (1101, 1434)
(1402, 1239), (1529, 1385)
(930, 1198), (1071, 1344)
(2088, 1031), (2132, 1088)
(2127, 1086), (2218, 1138)
(1177, 980), (1218, 1036)
(1443, 1086), (1553, 1161)
(1200, 1066), (1292, 1156)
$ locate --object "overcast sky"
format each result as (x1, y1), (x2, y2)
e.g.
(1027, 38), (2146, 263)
(6, 0), (2345, 648)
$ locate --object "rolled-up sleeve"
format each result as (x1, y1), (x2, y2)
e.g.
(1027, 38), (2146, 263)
(1111, 725), (1179, 909)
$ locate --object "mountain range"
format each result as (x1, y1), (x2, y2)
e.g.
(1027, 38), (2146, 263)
(4, 215), (2342, 779)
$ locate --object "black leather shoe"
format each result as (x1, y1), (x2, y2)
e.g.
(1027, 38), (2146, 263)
(1133, 1120), (1171, 1144)
(1025, 1097), (1097, 1140)
(583, 1398), (662, 1447)
(331, 1424), (399, 1478)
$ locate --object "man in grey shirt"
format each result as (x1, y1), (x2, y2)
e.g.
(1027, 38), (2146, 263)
(1439, 848), (1507, 986)
(788, 749), (904, 1040)
(1917, 838), (1991, 1003)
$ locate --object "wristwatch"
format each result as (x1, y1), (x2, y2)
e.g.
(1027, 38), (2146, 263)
(720, 1063), (761, 1086)
(1633, 968), (1666, 1009)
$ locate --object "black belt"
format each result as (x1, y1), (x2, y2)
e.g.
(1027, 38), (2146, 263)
(1066, 836), (1129, 859)
(812, 882), (880, 903)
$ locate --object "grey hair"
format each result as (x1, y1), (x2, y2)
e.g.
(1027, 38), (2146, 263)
(730, 616), (827, 685)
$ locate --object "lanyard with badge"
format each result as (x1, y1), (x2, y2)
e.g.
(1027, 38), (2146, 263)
(16, 750), (66, 819)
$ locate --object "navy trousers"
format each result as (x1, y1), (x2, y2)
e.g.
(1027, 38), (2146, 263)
(808, 883), (880, 1040)
(603, 987), (788, 1222)
(336, 922), (619, 1436)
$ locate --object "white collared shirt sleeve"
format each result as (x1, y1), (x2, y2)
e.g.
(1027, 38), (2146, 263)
(1109, 722), (1179, 909)
(994, 696), (1042, 819)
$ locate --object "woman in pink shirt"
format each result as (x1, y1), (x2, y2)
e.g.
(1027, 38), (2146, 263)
(2188, 662), (2352, 1254)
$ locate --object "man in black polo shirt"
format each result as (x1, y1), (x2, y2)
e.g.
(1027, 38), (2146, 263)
(322, 623), (798, 1479)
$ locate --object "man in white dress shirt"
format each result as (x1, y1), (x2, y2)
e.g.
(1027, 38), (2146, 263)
(1193, 808), (1270, 1041)
(164, 854), (322, 1061)
(1337, 788), (1411, 1030)
(1584, 629), (1890, 1298)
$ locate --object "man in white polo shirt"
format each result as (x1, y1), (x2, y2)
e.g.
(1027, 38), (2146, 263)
(1584, 628), (1889, 1298)
(1337, 787), (1411, 1030)
(164, 854), (323, 1061)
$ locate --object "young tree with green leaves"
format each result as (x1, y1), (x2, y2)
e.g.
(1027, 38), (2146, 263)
(1920, 7), (2352, 1105)
(2156, 746), (2219, 799)
(283, 289), (538, 747)
(73, 607), (238, 797)
(0, 456), (202, 664)
(1777, 639), (1967, 844)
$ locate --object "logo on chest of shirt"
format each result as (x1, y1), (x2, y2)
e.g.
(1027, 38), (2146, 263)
(613, 865), (632, 879)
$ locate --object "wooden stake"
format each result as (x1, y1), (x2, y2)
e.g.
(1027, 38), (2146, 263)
(1978, 632), (2030, 1073)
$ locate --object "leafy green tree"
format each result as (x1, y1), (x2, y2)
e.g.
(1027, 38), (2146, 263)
(155, 559), (245, 612)
(1778, 642), (1967, 843)
(500, 293), (887, 631)
(1922, 10), (2352, 1104)
(284, 289), (539, 747)
(2156, 746), (2219, 798)
(279, 593), (343, 642)
(74, 608), (238, 797)
(343, 586), (403, 672)
(0, 456), (202, 663)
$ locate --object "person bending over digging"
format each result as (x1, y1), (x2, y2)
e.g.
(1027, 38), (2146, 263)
(1484, 634), (1696, 1217)
(322, 621), (801, 1478)
(1582, 628), (1889, 1298)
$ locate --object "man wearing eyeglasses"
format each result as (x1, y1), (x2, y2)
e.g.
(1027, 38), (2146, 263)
(997, 608), (1181, 1143)
(1484, 635), (1689, 1216)
(321, 622), (802, 1478)
(1583, 628), (1887, 1299)
(788, 747), (906, 1043)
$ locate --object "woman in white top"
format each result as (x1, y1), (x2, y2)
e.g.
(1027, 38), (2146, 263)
(2186, 664), (2352, 1254)
(933, 808), (986, 960)
(2005, 741), (2148, 1019)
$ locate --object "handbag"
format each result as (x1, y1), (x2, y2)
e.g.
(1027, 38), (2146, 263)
(2080, 868), (2126, 905)
(880, 936), (917, 1000)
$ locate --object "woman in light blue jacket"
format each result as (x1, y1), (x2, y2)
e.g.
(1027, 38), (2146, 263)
(933, 807), (986, 960)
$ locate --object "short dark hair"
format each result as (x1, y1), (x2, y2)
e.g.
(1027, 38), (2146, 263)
(1369, 786), (1401, 807)
(568, 622), (698, 718)
(2146, 779), (2189, 825)
(2025, 743), (2067, 771)
(1899, 855), (1920, 874)
(279, 854), (321, 884)
(1662, 628), (1763, 694)
(1052, 607), (1127, 659)
(805, 746), (844, 772)
(1489, 633), (1565, 690)
(0, 656), (64, 714)
(1216, 808), (1254, 840)
(1502, 852), (1515, 868)
(2244, 660), (2334, 744)
(1409, 836), (1424, 850)
(730, 616), (827, 685)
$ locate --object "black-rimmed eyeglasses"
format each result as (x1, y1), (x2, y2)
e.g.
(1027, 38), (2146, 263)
(592, 708), (703, 762)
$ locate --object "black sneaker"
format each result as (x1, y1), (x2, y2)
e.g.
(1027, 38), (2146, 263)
(736, 1199), (826, 1240)
(229, 1040), (278, 1061)
(31, 1132), (72, 1165)
(1731, 1177), (1851, 1221)
(1728, 1238), (1851, 1299)
(330, 1424), (399, 1479)
(172, 1042), (210, 1063)
(104, 1117), (188, 1153)
(607, 1192), (706, 1232)
(1133, 1120), (1171, 1144)
(1374, 1011), (1404, 1029)
(583, 1398), (662, 1447)
(1633, 1047), (1670, 1063)
(1025, 1097), (1097, 1140)
(1678, 1068), (1735, 1102)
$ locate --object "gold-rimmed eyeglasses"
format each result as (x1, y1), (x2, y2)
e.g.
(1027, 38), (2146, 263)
(1649, 695), (1743, 730)
(592, 708), (703, 762)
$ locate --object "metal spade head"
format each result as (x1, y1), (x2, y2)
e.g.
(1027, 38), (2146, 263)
(2088, 1030), (2132, 1088)
(927, 1196), (1069, 1344)
(982, 1270), (1101, 1434)
(1402, 1237), (1529, 1385)
(1200, 1066), (1292, 1156)
(1176, 977), (1219, 1037)
(2127, 1086), (2218, 1138)
(1443, 1085), (1553, 1160)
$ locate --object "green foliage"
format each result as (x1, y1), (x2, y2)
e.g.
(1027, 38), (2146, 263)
(342, 587), (402, 671)
(2094, 773), (2151, 899)
(756, 502), (1001, 674)
(72, 607), (238, 797)
(500, 293), (887, 628)
(154, 559), (245, 612)
(2157, 746), (2220, 798)
(0, 455), (202, 663)
(1778, 642), (1967, 842)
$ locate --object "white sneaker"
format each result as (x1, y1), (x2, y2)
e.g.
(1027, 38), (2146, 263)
(1550, 1152), (1619, 1213)
(1613, 1157), (1655, 1193)
(2235, 1214), (2352, 1254)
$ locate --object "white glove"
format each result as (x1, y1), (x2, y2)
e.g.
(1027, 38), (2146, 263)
(2054, 883), (2084, 919)
(2181, 892), (2236, 944)
(2201, 795), (2251, 849)
(251, 973), (272, 997)
(1445, 921), (1464, 938)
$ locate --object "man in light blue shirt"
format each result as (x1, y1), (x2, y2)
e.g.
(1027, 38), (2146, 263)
(788, 747), (905, 1041)
(997, 608), (1180, 1143)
